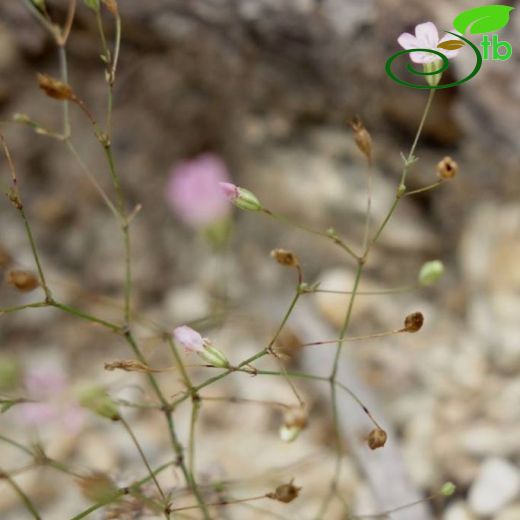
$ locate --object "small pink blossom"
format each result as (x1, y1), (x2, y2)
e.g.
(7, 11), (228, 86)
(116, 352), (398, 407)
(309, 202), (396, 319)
(166, 153), (232, 228)
(173, 325), (204, 353)
(17, 364), (85, 434)
(219, 182), (239, 201)
(398, 22), (463, 64)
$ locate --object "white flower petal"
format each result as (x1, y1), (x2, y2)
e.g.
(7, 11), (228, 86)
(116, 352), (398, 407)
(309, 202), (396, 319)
(397, 32), (419, 50)
(409, 51), (437, 64)
(173, 325), (204, 353)
(415, 21), (439, 49)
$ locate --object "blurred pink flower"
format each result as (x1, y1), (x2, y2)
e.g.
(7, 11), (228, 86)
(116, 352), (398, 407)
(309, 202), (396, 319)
(398, 22), (463, 64)
(166, 153), (232, 228)
(173, 325), (204, 353)
(17, 364), (85, 434)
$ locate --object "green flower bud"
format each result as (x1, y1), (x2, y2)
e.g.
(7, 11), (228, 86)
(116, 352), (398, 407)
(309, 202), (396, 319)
(220, 182), (262, 211)
(441, 481), (456, 497)
(418, 260), (444, 286)
(423, 60), (442, 87)
(78, 386), (120, 420)
(199, 341), (229, 368)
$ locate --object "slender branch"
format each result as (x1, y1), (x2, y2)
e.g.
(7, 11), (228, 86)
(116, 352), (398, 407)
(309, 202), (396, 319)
(0, 468), (42, 520)
(120, 417), (166, 501)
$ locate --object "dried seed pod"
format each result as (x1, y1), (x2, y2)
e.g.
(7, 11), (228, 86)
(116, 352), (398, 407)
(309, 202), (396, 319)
(350, 116), (373, 164)
(7, 270), (40, 292)
(280, 408), (308, 442)
(267, 480), (301, 503)
(437, 156), (458, 180)
(404, 312), (424, 333)
(367, 427), (387, 450)
(104, 360), (150, 372)
(37, 73), (75, 101)
(270, 249), (299, 268)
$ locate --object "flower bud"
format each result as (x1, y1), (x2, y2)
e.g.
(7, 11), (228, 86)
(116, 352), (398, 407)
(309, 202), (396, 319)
(404, 312), (424, 333)
(174, 326), (229, 368)
(350, 116), (372, 164)
(173, 326), (204, 353)
(437, 156), (458, 180)
(270, 249), (299, 268)
(84, 0), (101, 11)
(37, 74), (75, 101)
(418, 260), (444, 286)
(7, 270), (40, 292)
(219, 182), (262, 211)
(200, 341), (229, 369)
(77, 472), (119, 503)
(367, 427), (387, 450)
(267, 480), (301, 503)
(13, 113), (32, 124)
(78, 386), (120, 421)
(441, 481), (456, 497)
(423, 60), (442, 87)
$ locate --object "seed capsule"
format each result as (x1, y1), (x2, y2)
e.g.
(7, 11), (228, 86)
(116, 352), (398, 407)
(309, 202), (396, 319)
(367, 427), (387, 450)
(404, 312), (424, 333)
(7, 270), (40, 292)
(437, 156), (458, 180)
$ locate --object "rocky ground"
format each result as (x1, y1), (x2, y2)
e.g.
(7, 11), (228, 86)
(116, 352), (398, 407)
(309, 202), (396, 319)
(0, 1), (519, 519)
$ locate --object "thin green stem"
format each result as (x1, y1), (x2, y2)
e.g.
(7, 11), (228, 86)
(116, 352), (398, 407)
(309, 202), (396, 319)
(404, 181), (444, 197)
(0, 302), (48, 316)
(188, 398), (201, 477)
(120, 417), (166, 501)
(263, 209), (359, 261)
(50, 301), (121, 332)
(369, 89), (435, 251)
(68, 461), (174, 520)
(0, 468), (42, 520)
(58, 45), (71, 137)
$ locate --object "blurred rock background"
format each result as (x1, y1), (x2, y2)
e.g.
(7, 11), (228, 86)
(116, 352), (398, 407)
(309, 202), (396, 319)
(0, 0), (519, 519)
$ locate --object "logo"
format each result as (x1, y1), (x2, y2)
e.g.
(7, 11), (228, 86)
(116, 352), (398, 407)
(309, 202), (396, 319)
(386, 5), (514, 89)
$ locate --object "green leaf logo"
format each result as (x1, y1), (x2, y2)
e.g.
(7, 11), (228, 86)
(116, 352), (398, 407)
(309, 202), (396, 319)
(453, 5), (514, 34)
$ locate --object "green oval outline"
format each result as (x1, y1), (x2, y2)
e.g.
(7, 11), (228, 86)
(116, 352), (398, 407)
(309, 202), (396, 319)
(385, 31), (483, 89)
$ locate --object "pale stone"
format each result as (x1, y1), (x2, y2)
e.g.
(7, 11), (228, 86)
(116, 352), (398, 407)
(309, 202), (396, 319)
(468, 458), (520, 516)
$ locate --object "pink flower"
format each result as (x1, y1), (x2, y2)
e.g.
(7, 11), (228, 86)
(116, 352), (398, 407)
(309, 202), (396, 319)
(219, 182), (239, 201)
(173, 325), (204, 353)
(16, 364), (85, 434)
(398, 22), (463, 64)
(166, 153), (232, 228)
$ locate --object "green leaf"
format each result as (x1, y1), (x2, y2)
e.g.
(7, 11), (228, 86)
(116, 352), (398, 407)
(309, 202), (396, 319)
(453, 5), (514, 35)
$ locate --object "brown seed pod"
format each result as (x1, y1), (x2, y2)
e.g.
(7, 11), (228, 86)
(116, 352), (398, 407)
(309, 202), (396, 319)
(267, 480), (301, 503)
(367, 428), (387, 450)
(404, 312), (424, 333)
(7, 270), (40, 292)
(37, 74), (75, 101)
(436, 156), (458, 180)
(350, 116), (373, 164)
(77, 472), (118, 503)
(270, 249), (299, 268)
